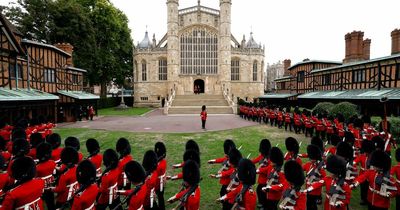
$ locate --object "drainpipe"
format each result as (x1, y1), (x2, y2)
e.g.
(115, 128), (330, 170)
(377, 62), (382, 91)
(27, 47), (31, 90)
(15, 57), (18, 90)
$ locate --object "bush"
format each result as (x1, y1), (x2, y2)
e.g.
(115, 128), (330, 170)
(390, 117), (400, 141)
(313, 102), (334, 116)
(330, 102), (359, 119)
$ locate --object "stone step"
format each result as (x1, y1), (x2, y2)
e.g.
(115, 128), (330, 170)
(174, 94), (225, 100)
(168, 106), (233, 114)
(172, 99), (229, 106)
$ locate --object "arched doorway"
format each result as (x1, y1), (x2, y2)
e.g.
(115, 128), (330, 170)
(194, 79), (205, 94)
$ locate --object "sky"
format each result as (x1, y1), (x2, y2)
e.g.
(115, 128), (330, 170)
(1, 0), (399, 66)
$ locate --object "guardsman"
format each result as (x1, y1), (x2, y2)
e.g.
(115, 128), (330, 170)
(208, 139), (235, 165)
(279, 160), (306, 210)
(168, 150), (200, 181)
(284, 108), (292, 132)
(51, 147), (79, 208)
(96, 149), (121, 210)
(142, 150), (159, 210)
(307, 155), (351, 210)
(324, 134), (340, 157)
(0, 156), (45, 210)
(262, 147), (285, 210)
(8, 138), (30, 175)
(116, 138), (133, 190)
(64, 137), (83, 162)
(353, 140), (375, 205)
(303, 144), (326, 210)
(352, 150), (397, 210)
(284, 137), (302, 166)
(391, 148), (400, 209)
(293, 112), (302, 134)
(0, 136), (10, 165)
(315, 114), (326, 140)
(28, 133), (44, 160)
(277, 107), (284, 128)
(172, 140), (199, 169)
(251, 139), (271, 209)
(85, 138), (102, 178)
(71, 160), (99, 210)
(46, 133), (63, 164)
(217, 158), (257, 210)
(0, 122), (11, 142)
(167, 160), (201, 210)
(36, 142), (56, 210)
(325, 116), (335, 142)
(336, 142), (357, 184)
(118, 161), (147, 210)
(0, 156), (8, 198)
(154, 142), (167, 210)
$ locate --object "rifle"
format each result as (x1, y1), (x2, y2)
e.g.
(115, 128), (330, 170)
(266, 166), (281, 187)
(112, 183), (144, 210)
(217, 159), (230, 174)
(306, 160), (325, 183)
(59, 183), (91, 210)
(345, 163), (358, 181)
(279, 188), (298, 209)
(328, 178), (346, 207)
(377, 171), (397, 197)
(231, 184), (251, 210)
(172, 184), (198, 210)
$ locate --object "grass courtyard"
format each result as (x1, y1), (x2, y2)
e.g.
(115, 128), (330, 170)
(97, 107), (152, 116)
(55, 125), (396, 210)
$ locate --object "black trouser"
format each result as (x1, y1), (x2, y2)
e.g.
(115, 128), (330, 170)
(256, 184), (267, 208)
(361, 181), (369, 203)
(96, 199), (122, 210)
(305, 128), (314, 137)
(277, 120), (283, 128)
(202, 120), (206, 129)
(396, 195), (400, 210)
(306, 194), (320, 210)
(285, 122), (292, 131)
(42, 190), (55, 210)
(270, 118), (274, 126)
(368, 204), (388, 210)
(265, 199), (278, 210)
(220, 185), (232, 210)
(157, 189), (165, 210)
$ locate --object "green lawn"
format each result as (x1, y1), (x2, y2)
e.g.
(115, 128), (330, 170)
(97, 107), (152, 116)
(54, 125), (397, 210)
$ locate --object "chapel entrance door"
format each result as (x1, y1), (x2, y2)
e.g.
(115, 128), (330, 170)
(194, 79), (205, 94)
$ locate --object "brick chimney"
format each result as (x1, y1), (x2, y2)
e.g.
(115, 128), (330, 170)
(54, 43), (74, 66)
(343, 31), (366, 63)
(392, 29), (400, 55)
(283, 59), (291, 76)
(362, 39), (371, 60)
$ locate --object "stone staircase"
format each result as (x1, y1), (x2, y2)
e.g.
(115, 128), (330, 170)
(168, 94), (233, 114)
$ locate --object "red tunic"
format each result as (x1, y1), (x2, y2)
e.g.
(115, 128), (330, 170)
(251, 154), (263, 164)
(257, 164), (272, 184)
(0, 179), (45, 210)
(391, 163), (400, 196)
(124, 184), (148, 210)
(0, 130), (11, 141)
(1, 151), (11, 164)
(98, 167), (119, 205)
(219, 167), (235, 186)
(53, 166), (79, 203)
(353, 153), (368, 176)
(173, 186), (201, 210)
(70, 184), (99, 210)
(88, 154), (103, 177)
(303, 161), (326, 196)
(36, 160), (56, 190)
(118, 155), (133, 187)
(213, 156), (228, 164)
(311, 177), (351, 210)
(284, 152), (302, 166)
(200, 111), (207, 121)
(51, 147), (63, 163)
(144, 172), (158, 208)
(222, 184), (256, 209)
(279, 184), (307, 210)
(0, 173), (9, 197)
(155, 159), (167, 192)
(265, 167), (286, 201)
(27, 148), (37, 160)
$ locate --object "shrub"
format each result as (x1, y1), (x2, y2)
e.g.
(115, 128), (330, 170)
(330, 102), (359, 119)
(390, 117), (400, 141)
(313, 102), (334, 116)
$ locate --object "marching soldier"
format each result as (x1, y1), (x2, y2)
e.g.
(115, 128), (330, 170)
(324, 134), (341, 157)
(118, 161), (148, 210)
(168, 150), (200, 181)
(142, 150), (159, 210)
(336, 142), (357, 184)
(85, 138), (102, 178)
(207, 139), (236, 165)
(8, 138), (30, 174)
(262, 147), (285, 210)
(0, 155), (8, 197)
(279, 160), (306, 210)
(251, 139), (271, 209)
(0, 156), (45, 210)
(96, 149), (121, 210)
(154, 142), (167, 210)
(64, 137), (83, 162)
(391, 148), (400, 209)
(353, 140), (375, 205)
(172, 139), (199, 169)
(36, 142), (56, 210)
(71, 160), (99, 210)
(116, 138), (133, 190)
(284, 137), (302, 166)
(28, 133), (44, 160)
(46, 133), (63, 164)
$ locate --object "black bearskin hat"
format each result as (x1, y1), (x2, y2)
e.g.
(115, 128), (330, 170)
(259, 139), (271, 157)
(237, 159), (256, 185)
(396, 148), (400, 162)
(285, 137), (299, 154)
(330, 134), (341, 147)
(183, 160), (200, 186)
(371, 136), (385, 151)
(353, 118), (363, 129)
(116, 138), (131, 157)
(270, 147), (284, 166)
(228, 148), (242, 167)
(0, 136), (6, 151)
(30, 133), (44, 148)
(46, 133), (61, 149)
(154, 142), (167, 159)
(11, 156), (36, 181)
(361, 140), (375, 154)
(125, 161), (146, 183)
(86, 138), (100, 155)
(307, 144), (322, 161)
(0, 155), (5, 170)
(361, 115), (371, 124)
(103, 149), (119, 169)
(12, 138), (30, 156)
(326, 155), (347, 178)
(65, 136), (80, 151)
(311, 136), (324, 152)
(61, 147), (79, 166)
(223, 139), (236, 155)
(12, 128), (26, 141)
(36, 142), (52, 162)
(183, 150), (201, 166)
(185, 140), (200, 153)
(76, 160), (96, 185)
(15, 119), (28, 129)
(284, 160), (305, 187)
(370, 150), (391, 172)
(343, 131), (355, 145)
(336, 142), (354, 162)
(30, 118), (39, 126)
(142, 150), (158, 173)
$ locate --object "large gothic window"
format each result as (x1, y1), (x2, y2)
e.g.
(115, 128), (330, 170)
(253, 61), (258, 81)
(180, 27), (218, 75)
(141, 60), (147, 81)
(159, 59), (167, 81)
(231, 59), (240, 81)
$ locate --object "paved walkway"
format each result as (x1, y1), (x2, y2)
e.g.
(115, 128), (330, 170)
(59, 109), (258, 133)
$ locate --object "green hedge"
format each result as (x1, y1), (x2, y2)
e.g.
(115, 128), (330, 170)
(313, 102), (334, 116)
(330, 102), (359, 119)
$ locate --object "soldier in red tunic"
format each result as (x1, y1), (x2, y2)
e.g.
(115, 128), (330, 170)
(36, 142), (56, 210)
(46, 133), (63, 164)
(154, 142), (167, 210)
(251, 139), (271, 209)
(168, 150), (200, 181)
(142, 150), (159, 210)
(97, 149), (121, 210)
(168, 160), (200, 210)
(391, 148), (400, 209)
(279, 160), (306, 210)
(85, 138), (102, 178)
(1, 156), (45, 210)
(28, 133), (44, 160)
(118, 161), (148, 210)
(172, 140), (199, 169)
(116, 138), (133, 190)
(65, 137), (83, 162)
(0, 155), (8, 198)
(354, 140), (375, 205)
(336, 142), (357, 184)
(284, 137), (302, 166)
(71, 160), (99, 210)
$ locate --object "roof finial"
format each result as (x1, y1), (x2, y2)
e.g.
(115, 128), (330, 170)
(146, 25), (148, 32)
(198, 0), (200, 6)
(250, 26), (253, 35)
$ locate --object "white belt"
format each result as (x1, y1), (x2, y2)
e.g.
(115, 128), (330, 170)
(16, 197), (41, 210)
(84, 203), (95, 210)
(137, 205), (143, 210)
(159, 173), (166, 192)
(109, 183), (118, 204)
(67, 181), (79, 200)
